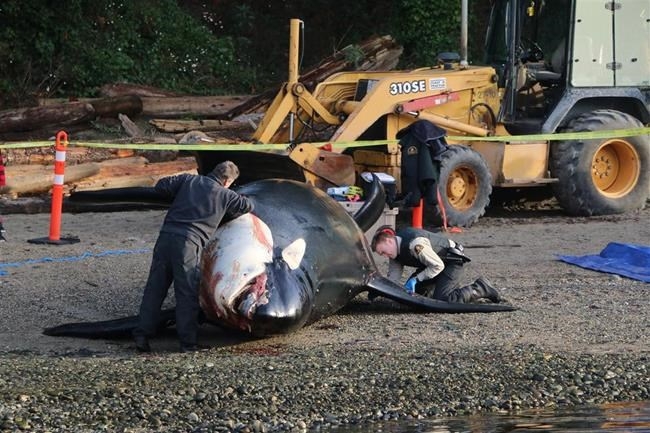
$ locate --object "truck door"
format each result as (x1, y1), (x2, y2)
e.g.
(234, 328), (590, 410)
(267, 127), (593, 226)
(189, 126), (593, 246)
(571, 1), (615, 86)
(614, 0), (650, 87)
(571, 0), (650, 87)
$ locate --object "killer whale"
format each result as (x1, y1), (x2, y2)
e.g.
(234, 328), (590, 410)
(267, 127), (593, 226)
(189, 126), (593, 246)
(44, 176), (515, 339)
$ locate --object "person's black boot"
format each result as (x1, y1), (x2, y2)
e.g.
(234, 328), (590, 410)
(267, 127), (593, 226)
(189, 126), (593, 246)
(0, 223), (6, 242)
(447, 286), (477, 303)
(133, 335), (151, 353)
(180, 343), (208, 353)
(180, 343), (197, 353)
(447, 278), (503, 304)
(473, 277), (503, 303)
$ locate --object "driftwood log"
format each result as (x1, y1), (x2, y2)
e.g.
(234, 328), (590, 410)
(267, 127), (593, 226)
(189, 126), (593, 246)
(0, 96), (142, 141)
(140, 95), (252, 119)
(0, 123), (96, 142)
(99, 82), (182, 98)
(118, 114), (143, 138)
(0, 155), (198, 197)
(0, 102), (96, 133)
(2, 95), (244, 138)
(1, 162), (101, 195)
(149, 118), (255, 135)
(2, 146), (121, 166)
(0, 96), (143, 134)
(69, 156), (198, 191)
(90, 95), (143, 118)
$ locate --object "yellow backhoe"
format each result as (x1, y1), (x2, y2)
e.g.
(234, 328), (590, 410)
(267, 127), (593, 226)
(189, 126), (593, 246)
(196, 0), (650, 227)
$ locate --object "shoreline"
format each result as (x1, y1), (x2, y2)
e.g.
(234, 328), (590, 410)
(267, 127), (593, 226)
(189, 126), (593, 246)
(1, 343), (647, 431)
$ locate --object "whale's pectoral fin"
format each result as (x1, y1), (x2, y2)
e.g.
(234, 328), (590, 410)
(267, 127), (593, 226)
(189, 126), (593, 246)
(42, 308), (177, 339)
(366, 275), (517, 313)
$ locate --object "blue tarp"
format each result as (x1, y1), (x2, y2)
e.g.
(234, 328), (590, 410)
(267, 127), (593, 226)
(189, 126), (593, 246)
(557, 242), (650, 283)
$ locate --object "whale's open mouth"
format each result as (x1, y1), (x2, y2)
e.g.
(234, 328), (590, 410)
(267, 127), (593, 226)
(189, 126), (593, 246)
(234, 273), (269, 320)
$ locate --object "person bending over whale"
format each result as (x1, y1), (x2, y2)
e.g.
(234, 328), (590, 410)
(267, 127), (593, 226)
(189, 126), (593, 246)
(133, 161), (253, 353)
(371, 225), (504, 304)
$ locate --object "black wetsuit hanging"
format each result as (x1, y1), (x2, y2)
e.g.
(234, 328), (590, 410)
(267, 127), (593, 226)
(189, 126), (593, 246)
(397, 120), (449, 207)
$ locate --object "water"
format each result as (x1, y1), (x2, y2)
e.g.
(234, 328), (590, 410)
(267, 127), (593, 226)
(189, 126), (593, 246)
(325, 401), (650, 432)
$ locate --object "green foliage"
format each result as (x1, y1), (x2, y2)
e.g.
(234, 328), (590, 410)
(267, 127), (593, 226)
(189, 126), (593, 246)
(341, 45), (366, 69)
(0, 0), (251, 107)
(0, 0), (491, 109)
(391, 0), (462, 67)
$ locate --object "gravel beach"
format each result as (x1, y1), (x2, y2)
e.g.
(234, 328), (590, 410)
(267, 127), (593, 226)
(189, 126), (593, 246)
(0, 201), (648, 432)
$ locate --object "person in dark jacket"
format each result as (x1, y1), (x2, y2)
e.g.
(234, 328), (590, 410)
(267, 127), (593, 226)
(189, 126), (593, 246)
(371, 225), (504, 304)
(133, 161), (253, 353)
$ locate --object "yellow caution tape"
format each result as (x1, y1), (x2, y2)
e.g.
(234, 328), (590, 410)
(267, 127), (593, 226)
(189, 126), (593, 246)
(0, 127), (648, 151)
(0, 141), (56, 149)
(449, 127), (650, 142)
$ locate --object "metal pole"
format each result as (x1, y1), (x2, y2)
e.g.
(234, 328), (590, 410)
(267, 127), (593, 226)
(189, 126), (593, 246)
(460, 0), (468, 68)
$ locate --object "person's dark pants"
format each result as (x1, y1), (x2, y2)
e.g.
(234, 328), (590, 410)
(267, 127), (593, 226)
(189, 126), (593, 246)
(133, 232), (201, 346)
(415, 261), (501, 303)
(415, 260), (464, 300)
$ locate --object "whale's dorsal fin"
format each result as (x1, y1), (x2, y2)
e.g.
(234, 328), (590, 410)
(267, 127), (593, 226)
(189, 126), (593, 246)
(366, 275), (517, 313)
(352, 174), (386, 232)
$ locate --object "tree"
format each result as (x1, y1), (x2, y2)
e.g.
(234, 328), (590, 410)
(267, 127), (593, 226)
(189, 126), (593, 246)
(0, 0), (490, 109)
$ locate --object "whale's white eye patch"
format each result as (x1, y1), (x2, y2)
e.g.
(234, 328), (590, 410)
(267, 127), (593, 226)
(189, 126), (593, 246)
(282, 238), (306, 270)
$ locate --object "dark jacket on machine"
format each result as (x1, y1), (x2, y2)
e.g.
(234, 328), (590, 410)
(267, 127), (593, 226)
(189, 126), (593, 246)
(398, 120), (449, 207)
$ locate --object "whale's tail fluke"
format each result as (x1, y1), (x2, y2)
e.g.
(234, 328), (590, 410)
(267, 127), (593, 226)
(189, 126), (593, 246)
(69, 187), (171, 205)
(43, 308), (176, 339)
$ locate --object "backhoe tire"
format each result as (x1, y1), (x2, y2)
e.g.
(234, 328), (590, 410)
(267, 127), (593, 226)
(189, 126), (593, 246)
(429, 145), (492, 228)
(549, 110), (650, 216)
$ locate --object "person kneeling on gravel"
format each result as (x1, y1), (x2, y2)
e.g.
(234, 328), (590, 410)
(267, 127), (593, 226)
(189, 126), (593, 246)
(371, 225), (505, 303)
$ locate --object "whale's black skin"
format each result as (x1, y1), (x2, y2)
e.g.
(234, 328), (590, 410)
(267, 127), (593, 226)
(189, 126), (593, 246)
(44, 176), (515, 339)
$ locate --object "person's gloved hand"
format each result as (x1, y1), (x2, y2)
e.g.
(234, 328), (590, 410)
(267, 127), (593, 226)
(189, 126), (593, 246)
(404, 277), (417, 294)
